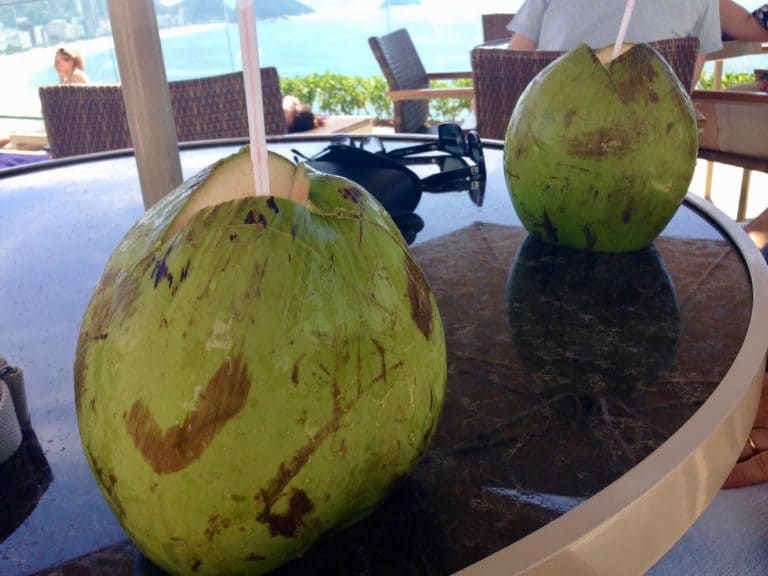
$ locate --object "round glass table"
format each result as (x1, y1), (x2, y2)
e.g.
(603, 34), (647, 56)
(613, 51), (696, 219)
(1, 135), (767, 575)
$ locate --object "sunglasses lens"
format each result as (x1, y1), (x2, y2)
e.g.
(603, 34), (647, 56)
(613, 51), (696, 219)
(362, 136), (385, 153)
(467, 132), (484, 165)
(438, 156), (467, 172)
(331, 135), (353, 147)
(438, 123), (465, 156)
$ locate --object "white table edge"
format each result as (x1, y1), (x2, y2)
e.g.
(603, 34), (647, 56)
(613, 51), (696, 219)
(457, 193), (768, 576)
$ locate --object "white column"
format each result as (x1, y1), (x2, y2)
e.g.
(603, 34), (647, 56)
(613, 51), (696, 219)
(107, 0), (183, 209)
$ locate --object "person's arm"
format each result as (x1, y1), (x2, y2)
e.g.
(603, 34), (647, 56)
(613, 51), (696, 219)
(720, 0), (768, 41)
(506, 0), (543, 50)
(508, 33), (538, 50)
(692, 52), (707, 90)
(745, 208), (768, 251)
(723, 372), (768, 488)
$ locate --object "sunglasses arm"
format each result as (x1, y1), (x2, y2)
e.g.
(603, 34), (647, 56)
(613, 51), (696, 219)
(385, 141), (439, 159)
(421, 165), (484, 190)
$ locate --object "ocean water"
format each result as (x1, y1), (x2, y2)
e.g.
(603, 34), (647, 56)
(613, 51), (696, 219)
(30, 6), (490, 87)
(13, 2), (768, 117)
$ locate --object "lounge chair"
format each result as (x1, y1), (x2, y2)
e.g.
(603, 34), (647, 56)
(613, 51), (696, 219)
(368, 28), (473, 133)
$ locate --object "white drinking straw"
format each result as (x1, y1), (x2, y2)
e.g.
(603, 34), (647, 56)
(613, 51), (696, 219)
(611, 0), (637, 60)
(237, 0), (270, 196)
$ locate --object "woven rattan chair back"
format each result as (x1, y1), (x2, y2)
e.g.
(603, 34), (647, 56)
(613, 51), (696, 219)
(471, 36), (701, 140)
(39, 67), (286, 158)
(482, 13), (515, 43)
(368, 28), (431, 133)
(39, 83), (131, 157)
(169, 68), (286, 141)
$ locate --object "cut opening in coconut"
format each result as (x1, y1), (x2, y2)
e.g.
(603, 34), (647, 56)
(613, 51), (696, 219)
(164, 150), (310, 241)
(596, 42), (635, 67)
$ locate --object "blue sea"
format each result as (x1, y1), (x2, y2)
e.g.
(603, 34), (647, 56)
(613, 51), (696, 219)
(19, 3), (768, 115)
(31, 8), (491, 86)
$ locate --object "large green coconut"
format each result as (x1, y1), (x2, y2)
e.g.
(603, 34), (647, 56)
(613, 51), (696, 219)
(74, 148), (447, 575)
(504, 43), (698, 252)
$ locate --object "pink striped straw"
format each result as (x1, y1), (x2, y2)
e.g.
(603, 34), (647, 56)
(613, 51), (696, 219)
(237, 0), (270, 196)
(611, 0), (637, 60)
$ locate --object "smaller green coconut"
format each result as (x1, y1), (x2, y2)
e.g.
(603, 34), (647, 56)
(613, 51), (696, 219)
(504, 43), (698, 252)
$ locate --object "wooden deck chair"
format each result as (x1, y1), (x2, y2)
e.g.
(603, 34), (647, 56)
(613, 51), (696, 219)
(368, 28), (473, 133)
(695, 88), (768, 221)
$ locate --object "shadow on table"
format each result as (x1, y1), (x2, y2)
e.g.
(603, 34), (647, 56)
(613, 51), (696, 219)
(0, 427), (53, 544)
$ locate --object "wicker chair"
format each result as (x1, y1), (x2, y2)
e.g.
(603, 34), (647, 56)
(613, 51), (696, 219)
(482, 13), (515, 43)
(169, 69), (285, 142)
(368, 28), (473, 133)
(39, 83), (130, 157)
(39, 67), (286, 158)
(471, 37), (701, 140)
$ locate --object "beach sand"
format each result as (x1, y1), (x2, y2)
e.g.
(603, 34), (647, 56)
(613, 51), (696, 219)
(0, 23), (228, 117)
(1, 36), (113, 117)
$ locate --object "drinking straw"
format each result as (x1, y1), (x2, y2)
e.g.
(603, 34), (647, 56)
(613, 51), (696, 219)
(237, 0), (270, 196)
(611, 0), (637, 60)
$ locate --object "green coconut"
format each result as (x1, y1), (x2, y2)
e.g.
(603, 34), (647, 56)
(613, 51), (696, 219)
(74, 148), (447, 575)
(504, 43), (698, 252)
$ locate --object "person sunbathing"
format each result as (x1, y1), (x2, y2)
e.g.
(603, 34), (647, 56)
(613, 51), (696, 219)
(54, 46), (89, 85)
(282, 95), (326, 133)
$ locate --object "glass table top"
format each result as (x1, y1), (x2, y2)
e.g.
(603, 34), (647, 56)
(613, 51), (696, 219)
(0, 136), (765, 575)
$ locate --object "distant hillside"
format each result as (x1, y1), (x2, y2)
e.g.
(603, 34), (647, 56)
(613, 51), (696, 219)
(379, 0), (420, 6)
(155, 0), (314, 23)
(258, 0), (314, 19)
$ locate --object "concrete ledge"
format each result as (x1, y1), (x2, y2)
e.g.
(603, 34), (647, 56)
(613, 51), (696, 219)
(8, 130), (48, 151)
(304, 115), (373, 135)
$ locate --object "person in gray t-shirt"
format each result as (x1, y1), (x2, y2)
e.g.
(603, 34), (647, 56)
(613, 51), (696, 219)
(507, 0), (722, 88)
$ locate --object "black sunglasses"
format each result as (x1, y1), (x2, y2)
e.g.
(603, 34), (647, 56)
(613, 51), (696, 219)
(419, 130), (484, 185)
(332, 129), (485, 186)
(330, 126), (482, 164)
(292, 129), (486, 217)
(382, 123), (467, 159)
(420, 153), (486, 206)
(329, 134), (386, 153)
